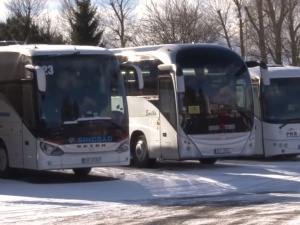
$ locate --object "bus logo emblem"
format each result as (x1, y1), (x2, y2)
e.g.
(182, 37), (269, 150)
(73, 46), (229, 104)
(68, 137), (75, 144)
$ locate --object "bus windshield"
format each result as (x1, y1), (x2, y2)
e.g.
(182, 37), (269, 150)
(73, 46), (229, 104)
(263, 78), (300, 122)
(176, 47), (253, 135)
(33, 54), (128, 130)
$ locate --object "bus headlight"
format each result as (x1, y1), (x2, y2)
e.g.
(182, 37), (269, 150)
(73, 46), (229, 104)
(40, 142), (64, 156)
(116, 141), (129, 153)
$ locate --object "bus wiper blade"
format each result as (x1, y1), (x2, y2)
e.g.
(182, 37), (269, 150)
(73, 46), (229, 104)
(63, 116), (112, 124)
(236, 109), (251, 121)
(235, 65), (247, 78)
(76, 116), (112, 122)
(183, 117), (194, 133)
(279, 118), (300, 129)
(234, 108), (252, 130)
(63, 116), (124, 129)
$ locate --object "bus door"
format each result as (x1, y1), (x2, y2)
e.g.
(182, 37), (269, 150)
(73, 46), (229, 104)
(22, 83), (37, 169)
(252, 83), (264, 156)
(158, 76), (180, 159)
(3, 84), (23, 168)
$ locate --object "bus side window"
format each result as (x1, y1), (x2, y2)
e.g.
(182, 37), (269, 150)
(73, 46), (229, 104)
(123, 69), (139, 95)
(0, 52), (23, 81)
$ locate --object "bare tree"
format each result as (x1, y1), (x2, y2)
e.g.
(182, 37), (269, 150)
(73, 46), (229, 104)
(244, 0), (268, 62)
(5, 0), (47, 42)
(5, 0), (47, 22)
(245, 0), (289, 64)
(283, 0), (300, 66)
(138, 0), (220, 45)
(38, 10), (65, 44)
(264, 0), (288, 64)
(98, 0), (139, 47)
(58, 0), (76, 42)
(207, 0), (235, 49)
(233, 0), (247, 59)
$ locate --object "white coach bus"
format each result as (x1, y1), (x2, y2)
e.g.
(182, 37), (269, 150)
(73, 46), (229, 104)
(0, 44), (142, 178)
(250, 65), (300, 158)
(112, 44), (269, 167)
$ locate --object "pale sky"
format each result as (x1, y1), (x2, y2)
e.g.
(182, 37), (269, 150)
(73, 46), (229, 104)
(0, 0), (143, 22)
(0, 0), (60, 22)
(0, 0), (9, 21)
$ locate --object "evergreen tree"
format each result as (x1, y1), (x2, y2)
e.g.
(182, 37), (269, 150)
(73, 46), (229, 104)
(1, 14), (65, 44)
(3, 14), (44, 43)
(4, 14), (38, 42)
(0, 23), (7, 40)
(70, 0), (104, 46)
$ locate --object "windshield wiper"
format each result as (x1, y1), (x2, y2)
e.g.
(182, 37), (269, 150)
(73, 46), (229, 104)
(235, 65), (247, 78)
(62, 116), (125, 130)
(214, 104), (253, 130)
(279, 118), (300, 129)
(63, 116), (112, 124)
(213, 103), (252, 121)
(235, 108), (251, 120)
(236, 109), (252, 130)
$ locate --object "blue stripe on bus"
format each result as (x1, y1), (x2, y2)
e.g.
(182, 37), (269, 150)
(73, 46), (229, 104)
(0, 112), (10, 117)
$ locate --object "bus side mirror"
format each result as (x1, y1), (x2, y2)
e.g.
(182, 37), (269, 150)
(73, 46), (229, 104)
(25, 65), (46, 92)
(259, 62), (270, 86)
(158, 63), (185, 93)
(246, 61), (270, 86)
(157, 64), (176, 72)
(120, 64), (144, 90)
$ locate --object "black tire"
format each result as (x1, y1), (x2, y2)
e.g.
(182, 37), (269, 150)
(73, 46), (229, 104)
(285, 154), (299, 158)
(72, 167), (92, 176)
(199, 158), (218, 165)
(0, 145), (12, 179)
(131, 135), (156, 168)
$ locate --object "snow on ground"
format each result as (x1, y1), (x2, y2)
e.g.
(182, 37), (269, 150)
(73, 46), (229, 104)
(1, 158), (300, 224)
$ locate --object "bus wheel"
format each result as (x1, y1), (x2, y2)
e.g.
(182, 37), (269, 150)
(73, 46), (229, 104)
(132, 135), (156, 168)
(72, 168), (92, 176)
(199, 159), (217, 165)
(286, 154), (299, 158)
(0, 146), (11, 178)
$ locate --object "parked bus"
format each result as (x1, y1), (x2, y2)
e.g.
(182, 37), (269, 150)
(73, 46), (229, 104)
(0, 44), (142, 178)
(250, 65), (300, 158)
(111, 44), (269, 167)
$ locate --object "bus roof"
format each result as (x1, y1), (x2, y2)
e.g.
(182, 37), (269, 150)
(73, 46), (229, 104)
(0, 44), (112, 56)
(249, 66), (300, 79)
(110, 43), (234, 64)
(111, 43), (229, 54)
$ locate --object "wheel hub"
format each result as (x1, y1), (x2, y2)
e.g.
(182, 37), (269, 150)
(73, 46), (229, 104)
(136, 140), (146, 161)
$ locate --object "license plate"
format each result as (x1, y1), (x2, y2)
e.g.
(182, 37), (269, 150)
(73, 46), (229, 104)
(82, 157), (102, 164)
(214, 148), (231, 154)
